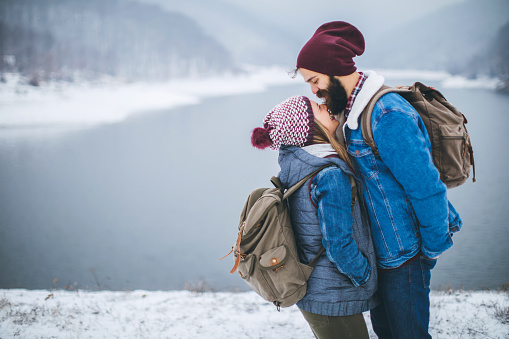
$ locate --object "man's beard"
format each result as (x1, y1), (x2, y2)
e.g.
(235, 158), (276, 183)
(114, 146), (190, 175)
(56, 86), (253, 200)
(316, 76), (348, 116)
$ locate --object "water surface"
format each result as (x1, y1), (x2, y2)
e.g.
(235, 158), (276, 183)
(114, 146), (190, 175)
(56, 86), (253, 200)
(0, 82), (507, 291)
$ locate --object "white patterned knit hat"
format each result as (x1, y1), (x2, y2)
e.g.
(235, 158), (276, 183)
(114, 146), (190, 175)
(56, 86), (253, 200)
(251, 96), (315, 150)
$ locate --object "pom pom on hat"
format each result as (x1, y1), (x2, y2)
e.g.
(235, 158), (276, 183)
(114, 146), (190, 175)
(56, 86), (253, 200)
(251, 127), (272, 149)
(297, 21), (365, 76)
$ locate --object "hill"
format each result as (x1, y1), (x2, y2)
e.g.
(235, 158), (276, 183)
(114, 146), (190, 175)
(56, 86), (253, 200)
(463, 20), (509, 93)
(0, 0), (235, 83)
(131, 0), (302, 68)
(359, 0), (509, 73)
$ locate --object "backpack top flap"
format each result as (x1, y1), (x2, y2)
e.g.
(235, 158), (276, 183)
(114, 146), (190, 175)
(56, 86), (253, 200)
(238, 187), (267, 228)
(400, 82), (465, 132)
(241, 188), (282, 239)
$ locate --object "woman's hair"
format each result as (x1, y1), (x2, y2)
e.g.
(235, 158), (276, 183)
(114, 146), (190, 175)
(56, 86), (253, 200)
(312, 119), (354, 170)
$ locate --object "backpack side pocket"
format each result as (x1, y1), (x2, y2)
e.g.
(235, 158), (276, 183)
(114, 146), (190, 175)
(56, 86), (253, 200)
(259, 245), (313, 307)
(437, 124), (470, 186)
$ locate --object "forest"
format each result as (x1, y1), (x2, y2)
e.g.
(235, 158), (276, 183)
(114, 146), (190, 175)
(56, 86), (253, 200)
(0, 0), (235, 84)
(464, 21), (509, 93)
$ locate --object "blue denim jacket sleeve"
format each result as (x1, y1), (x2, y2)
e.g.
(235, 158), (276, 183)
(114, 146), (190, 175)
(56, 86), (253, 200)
(448, 201), (462, 234)
(310, 167), (371, 286)
(372, 94), (453, 258)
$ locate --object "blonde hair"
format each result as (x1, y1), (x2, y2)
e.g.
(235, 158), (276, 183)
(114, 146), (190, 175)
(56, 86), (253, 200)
(312, 120), (354, 170)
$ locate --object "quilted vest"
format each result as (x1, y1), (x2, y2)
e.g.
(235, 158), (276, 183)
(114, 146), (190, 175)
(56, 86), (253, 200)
(278, 145), (379, 316)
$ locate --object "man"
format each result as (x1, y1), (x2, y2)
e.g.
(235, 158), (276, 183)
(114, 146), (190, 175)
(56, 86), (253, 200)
(295, 21), (462, 338)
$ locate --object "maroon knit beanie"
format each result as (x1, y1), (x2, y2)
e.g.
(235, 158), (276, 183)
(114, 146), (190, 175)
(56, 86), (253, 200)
(251, 96), (314, 150)
(297, 21), (365, 76)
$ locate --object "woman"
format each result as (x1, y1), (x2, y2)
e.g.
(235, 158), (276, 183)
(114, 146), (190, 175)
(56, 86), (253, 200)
(251, 96), (378, 339)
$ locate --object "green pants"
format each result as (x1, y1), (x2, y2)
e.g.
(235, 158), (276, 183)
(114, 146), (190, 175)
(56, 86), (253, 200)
(299, 309), (369, 339)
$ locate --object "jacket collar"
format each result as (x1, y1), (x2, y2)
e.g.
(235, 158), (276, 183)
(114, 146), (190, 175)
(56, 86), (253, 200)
(278, 145), (353, 187)
(344, 70), (385, 131)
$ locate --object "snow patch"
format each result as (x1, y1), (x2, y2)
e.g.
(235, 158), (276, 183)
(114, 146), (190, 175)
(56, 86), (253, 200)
(375, 69), (451, 81)
(0, 67), (502, 130)
(0, 66), (296, 128)
(441, 75), (503, 89)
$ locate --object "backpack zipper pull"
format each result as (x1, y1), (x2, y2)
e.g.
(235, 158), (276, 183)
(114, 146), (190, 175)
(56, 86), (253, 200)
(273, 301), (281, 312)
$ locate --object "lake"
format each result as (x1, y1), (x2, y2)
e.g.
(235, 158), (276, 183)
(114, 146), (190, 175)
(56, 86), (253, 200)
(0, 80), (508, 292)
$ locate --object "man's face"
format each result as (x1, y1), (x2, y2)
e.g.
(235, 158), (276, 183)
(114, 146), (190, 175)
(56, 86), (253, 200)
(299, 68), (330, 95)
(300, 68), (348, 116)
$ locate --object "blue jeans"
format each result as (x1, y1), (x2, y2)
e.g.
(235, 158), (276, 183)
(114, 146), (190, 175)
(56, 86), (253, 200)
(370, 255), (437, 339)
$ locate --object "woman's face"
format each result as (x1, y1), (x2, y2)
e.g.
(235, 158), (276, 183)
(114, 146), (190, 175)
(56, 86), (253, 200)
(309, 99), (339, 135)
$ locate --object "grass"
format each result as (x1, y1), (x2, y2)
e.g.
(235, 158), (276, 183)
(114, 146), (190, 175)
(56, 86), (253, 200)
(493, 304), (509, 325)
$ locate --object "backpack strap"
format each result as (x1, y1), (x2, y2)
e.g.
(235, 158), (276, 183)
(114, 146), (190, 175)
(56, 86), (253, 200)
(360, 85), (411, 155)
(283, 165), (331, 200)
(349, 175), (358, 208)
(269, 164), (334, 199)
(270, 176), (283, 189)
(308, 246), (326, 267)
(229, 221), (246, 274)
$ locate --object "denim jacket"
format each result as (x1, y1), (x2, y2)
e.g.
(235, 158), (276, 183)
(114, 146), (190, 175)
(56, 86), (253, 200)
(342, 70), (462, 269)
(278, 145), (378, 316)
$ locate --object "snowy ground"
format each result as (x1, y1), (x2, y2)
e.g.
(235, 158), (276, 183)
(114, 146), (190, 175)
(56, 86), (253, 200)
(0, 289), (508, 338)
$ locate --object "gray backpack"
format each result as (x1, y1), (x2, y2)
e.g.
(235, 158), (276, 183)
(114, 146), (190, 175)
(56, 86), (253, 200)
(360, 82), (475, 188)
(227, 164), (357, 310)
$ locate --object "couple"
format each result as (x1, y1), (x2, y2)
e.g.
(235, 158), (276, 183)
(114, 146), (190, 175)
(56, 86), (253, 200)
(250, 21), (462, 339)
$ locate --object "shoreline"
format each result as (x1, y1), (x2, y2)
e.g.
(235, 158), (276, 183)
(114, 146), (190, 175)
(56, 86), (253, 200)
(0, 67), (502, 129)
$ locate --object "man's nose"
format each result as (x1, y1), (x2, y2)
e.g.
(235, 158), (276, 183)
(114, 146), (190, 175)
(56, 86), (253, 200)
(311, 84), (319, 94)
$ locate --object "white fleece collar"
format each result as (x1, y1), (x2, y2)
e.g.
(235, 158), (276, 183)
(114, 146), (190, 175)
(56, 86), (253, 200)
(344, 70), (385, 132)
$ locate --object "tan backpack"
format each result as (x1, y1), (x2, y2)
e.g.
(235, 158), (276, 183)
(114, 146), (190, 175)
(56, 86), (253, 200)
(226, 164), (357, 310)
(360, 82), (475, 188)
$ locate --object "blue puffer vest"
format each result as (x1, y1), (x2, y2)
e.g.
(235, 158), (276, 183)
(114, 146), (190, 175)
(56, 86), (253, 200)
(278, 145), (379, 316)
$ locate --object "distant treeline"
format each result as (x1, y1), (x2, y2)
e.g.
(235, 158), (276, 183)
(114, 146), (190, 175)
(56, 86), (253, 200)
(463, 21), (509, 94)
(0, 0), (235, 83)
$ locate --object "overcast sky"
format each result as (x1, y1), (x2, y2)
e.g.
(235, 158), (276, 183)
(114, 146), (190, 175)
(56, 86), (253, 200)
(218, 0), (467, 38)
(132, 0), (485, 69)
